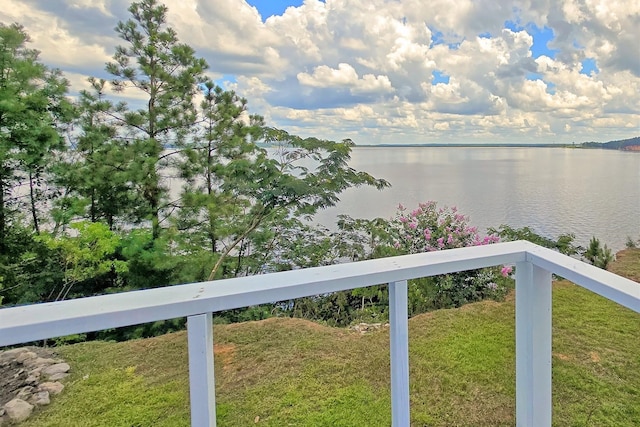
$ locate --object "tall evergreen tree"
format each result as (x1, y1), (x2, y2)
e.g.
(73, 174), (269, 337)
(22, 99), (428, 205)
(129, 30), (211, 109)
(0, 23), (71, 245)
(106, 0), (208, 238)
(54, 78), (138, 230)
(177, 82), (264, 258)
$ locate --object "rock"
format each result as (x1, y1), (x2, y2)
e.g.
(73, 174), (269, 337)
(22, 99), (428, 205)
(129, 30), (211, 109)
(348, 322), (390, 334)
(29, 367), (43, 377)
(47, 372), (69, 381)
(25, 375), (39, 385)
(3, 398), (34, 423)
(30, 391), (50, 406)
(24, 357), (56, 368)
(16, 386), (34, 400)
(42, 363), (70, 377)
(15, 351), (37, 364)
(38, 382), (64, 395)
(0, 348), (28, 358)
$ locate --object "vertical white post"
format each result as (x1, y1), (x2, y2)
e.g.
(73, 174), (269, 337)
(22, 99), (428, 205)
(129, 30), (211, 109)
(515, 262), (552, 427)
(389, 280), (410, 427)
(187, 313), (216, 427)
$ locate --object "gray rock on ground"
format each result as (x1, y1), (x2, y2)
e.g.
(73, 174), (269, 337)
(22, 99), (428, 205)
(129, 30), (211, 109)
(3, 398), (34, 423)
(38, 382), (65, 395)
(47, 372), (69, 381)
(14, 352), (37, 364)
(42, 363), (70, 377)
(29, 391), (50, 406)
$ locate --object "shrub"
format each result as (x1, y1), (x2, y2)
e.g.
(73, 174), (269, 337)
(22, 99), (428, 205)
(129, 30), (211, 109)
(389, 202), (510, 310)
(584, 236), (615, 270)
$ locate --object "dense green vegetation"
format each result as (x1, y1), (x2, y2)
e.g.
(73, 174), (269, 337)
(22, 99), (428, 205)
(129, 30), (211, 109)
(19, 250), (640, 426)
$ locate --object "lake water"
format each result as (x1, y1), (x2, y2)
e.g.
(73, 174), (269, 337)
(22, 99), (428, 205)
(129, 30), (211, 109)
(313, 147), (640, 251)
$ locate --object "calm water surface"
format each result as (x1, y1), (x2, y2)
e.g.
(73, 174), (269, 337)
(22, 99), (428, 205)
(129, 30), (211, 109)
(314, 147), (640, 251)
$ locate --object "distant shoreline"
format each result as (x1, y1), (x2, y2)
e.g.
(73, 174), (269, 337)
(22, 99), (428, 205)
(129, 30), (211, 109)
(355, 143), (571, 148)
(354, 136), (640, 150)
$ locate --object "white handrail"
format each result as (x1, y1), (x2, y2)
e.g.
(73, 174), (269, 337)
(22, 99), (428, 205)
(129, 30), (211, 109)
(1, 240), (637, 427)
(0, 240), (529, 346)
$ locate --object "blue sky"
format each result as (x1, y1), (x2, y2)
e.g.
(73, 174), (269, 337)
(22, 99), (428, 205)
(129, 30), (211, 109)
(505, 21), (558, 59)
(1, 0), (637, 144)
(246, 0), (306, 20)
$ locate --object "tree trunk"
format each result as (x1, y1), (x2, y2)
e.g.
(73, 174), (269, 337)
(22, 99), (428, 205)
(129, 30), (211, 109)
(234, 239), (245, 277)
(0, 175), (5, 252)
(29, 170), (40, 234)
(207, 212), (265, 281)
(90, 188), (96, 222)
(207, 117), (215, 254)
(208, 229), (216, 254)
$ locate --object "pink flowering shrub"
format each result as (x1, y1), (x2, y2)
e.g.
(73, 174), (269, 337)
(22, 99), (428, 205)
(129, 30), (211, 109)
(389, 202), (510, 311)
(391, 201), (500, 252)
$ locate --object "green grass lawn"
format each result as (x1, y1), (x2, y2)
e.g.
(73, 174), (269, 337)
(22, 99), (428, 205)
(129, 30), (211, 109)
(22, 250), (640, 426)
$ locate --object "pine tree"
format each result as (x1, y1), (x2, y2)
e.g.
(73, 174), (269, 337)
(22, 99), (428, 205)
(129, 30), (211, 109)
(106, 0), (208, 238)
(54, 78), (139, 230)
(0, 23), (71, 245)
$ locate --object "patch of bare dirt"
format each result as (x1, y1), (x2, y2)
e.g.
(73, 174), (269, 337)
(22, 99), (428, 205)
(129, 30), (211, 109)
(214, 344), (236, 370)
(554, 353), (571, 361)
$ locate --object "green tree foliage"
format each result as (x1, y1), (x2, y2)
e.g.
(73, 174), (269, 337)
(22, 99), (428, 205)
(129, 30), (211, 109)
(37, 222), (128, 301)
(106, 0), (208, 238)
(54, 78), (138, 230)
(174, 83), (390, 280)
(335, 215), (392, 261)
(0, 223), (63, 305)
(584, 236), (615, 269)
(175, 82), (264, 275)
(0, 24), (71, 308)
(203, 131), (389, 280)
(488, 224), (582, 256)
(584, 236), (602, 264)
(0, 23), (71, 241)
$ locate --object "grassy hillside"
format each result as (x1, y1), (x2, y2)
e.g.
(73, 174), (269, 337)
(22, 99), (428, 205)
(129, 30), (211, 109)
(23, 250), (640, 426)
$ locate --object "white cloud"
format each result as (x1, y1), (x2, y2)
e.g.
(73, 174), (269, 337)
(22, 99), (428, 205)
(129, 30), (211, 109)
(0, 0), (637, 144)
(297, 63), (393, 95)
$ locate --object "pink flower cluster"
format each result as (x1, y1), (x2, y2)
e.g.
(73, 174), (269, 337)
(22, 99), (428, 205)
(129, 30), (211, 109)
(391, 201), (500, 254)
(501, 266), (513, 277)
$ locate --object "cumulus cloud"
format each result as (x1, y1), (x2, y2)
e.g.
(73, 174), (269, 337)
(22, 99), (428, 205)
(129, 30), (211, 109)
(297, 63), (393, 95)
(0, 0), (638, 143)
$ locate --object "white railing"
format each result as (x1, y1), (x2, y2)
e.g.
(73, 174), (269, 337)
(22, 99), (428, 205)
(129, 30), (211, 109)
(1, 241), (638, 426)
